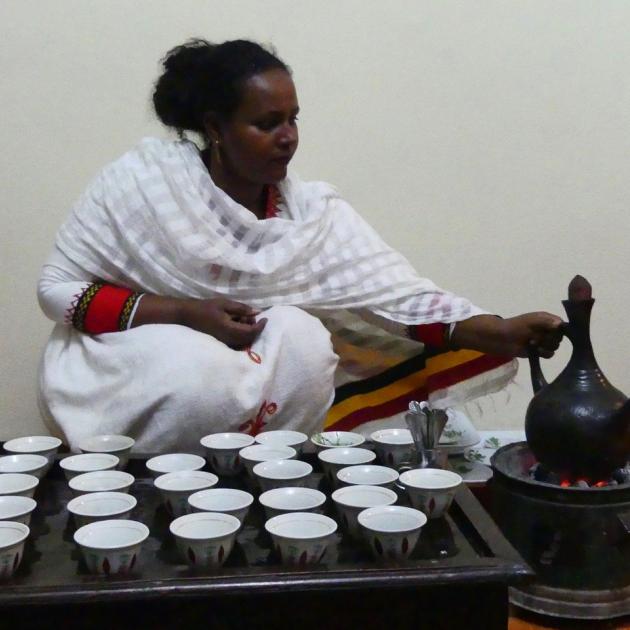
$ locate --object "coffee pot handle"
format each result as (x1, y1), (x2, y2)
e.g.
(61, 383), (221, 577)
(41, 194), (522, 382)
(528, 322), (570, 394)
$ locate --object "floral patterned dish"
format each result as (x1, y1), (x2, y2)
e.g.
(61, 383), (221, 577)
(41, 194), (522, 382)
(436, 409), (480, 455)
(463, 430), (526, 465)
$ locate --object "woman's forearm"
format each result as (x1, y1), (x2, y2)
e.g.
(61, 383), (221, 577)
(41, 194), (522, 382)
(130, 294), (188, 327)
(449, 315), (508, 355)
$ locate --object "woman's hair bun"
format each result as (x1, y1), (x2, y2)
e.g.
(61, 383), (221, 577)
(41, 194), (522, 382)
(152, 38), (289, 136)
(153, 39), (216, 133)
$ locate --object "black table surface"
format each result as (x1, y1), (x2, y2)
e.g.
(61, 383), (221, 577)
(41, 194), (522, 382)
(0, 454), (533, 607)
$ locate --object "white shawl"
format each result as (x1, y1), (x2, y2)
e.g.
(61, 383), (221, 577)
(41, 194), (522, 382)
(56, 137), (484, 326)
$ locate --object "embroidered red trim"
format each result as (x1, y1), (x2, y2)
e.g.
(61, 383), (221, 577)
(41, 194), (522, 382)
(71, 283), (142, 334)
(239, 400), (278, 436)
(408, 323), (449, 348)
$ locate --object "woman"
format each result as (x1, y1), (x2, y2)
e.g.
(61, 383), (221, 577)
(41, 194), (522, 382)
(37, 39), (562, 453)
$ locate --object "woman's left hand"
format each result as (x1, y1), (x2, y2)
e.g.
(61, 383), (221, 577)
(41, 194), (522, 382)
(450, 312), (564, 358)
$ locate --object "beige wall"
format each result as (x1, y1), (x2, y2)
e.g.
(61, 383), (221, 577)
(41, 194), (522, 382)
(1, 0), (628, 438)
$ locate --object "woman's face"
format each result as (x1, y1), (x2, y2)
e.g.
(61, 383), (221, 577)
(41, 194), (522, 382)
(209, 68), (299, 185)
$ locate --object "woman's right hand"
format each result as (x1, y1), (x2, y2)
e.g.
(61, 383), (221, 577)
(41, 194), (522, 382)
(180, 297), (267, 349)
(132, 294), (267, 349)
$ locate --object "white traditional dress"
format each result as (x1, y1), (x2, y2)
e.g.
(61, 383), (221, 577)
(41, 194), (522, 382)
(37, 138), (516, 453)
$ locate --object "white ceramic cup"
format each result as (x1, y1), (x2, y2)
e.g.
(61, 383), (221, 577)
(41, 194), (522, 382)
(3, 436), (62, 474)
(253, 459), (313, 492)
(153, 470), (219, 516)
(259, 487), (326, 520)
(67, 491), (137, 528)
(0, 454), (49, 479)
(0, 496), (37, 526)
(331, 484), (398, 538)
(370, 428), (416, 469)
(336, 465), (399, 488)
(0, 521), (29, 579)
(265, 512), (337, 566)
(188, 488), (254, 528)
(170, 512), (240, 568)
(317, 447), (377, 486)
(74, 519), (149, 575)
(398, 468), (462, 519)
(145, 453), (205, 478)
(254, 430), (308, 455)
(358, 505), (427, 560)
(78, 434), (135, 469)
(60, 453), (120, 481)
(0, 474), (39, 498)
(68, 470), (135, 496)
(200, 432), (255, 476)
(238, 445), (296, 479)
(310, 431), (366, 451)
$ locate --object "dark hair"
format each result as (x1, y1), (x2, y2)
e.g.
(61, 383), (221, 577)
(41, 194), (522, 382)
(152, 38), (290, 136)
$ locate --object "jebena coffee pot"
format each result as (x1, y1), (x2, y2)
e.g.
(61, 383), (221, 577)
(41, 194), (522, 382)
(526, 276), (630, 480)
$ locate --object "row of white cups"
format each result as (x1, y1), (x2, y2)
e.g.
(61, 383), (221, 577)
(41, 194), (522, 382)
(0, 429), (462, 576)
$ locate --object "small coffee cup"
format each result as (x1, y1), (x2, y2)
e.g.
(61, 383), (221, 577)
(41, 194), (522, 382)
(78, 434), (135, 469)
(369, 428), (415, 469)
(336, 465), (399, 488)
(200, 433), (255, 476)
(253, 459), (313, 492)
(0, 521), (30, 579)
(317, 447), (376, 487)
(398, 468), (462, 519)
(238, 445), (296, 480)
(331, 484), (397, 539)
(358, 505), (427, 560)
(255, 430), (308, 455)
(3, 436), (62, 475)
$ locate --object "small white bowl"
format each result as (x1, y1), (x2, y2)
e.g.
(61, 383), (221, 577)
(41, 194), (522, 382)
(145, 453), (205, 478)
(67, 491), (137, 528)
(200, 432), (255, 476)
(154, 470), (218, 516)
(170, 511), (240, 568)
(74, 519), (149, 575)
(358, 505), (427, 560)
(370, 428), (416, 469)
(0, 496), (37, 525)
(317, 447), (377, 486)
(3, 435), (62, 474)
(310, 431), (365, 450)
(60, 453), (120, 481)
(398, 468), (462, 519)
(78, 434), (135, 469)
(0, 521), (30, 579)
(238, 445), (296, 479)
(255, 430), (308, 454)
(331, 484), (398, 538)
(265, 512), (337, 566)
(188, 488), (254, 527)
(253, 459), (313, 492)
(259, 487), (326, 520)
(69, 470), (135, 496)
(336, 465), (399, 488)
(0, 454), (49, 479)
(0, 474), (39, 498)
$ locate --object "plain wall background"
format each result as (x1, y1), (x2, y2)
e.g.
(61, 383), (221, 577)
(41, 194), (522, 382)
(1, 0), (628, 439)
